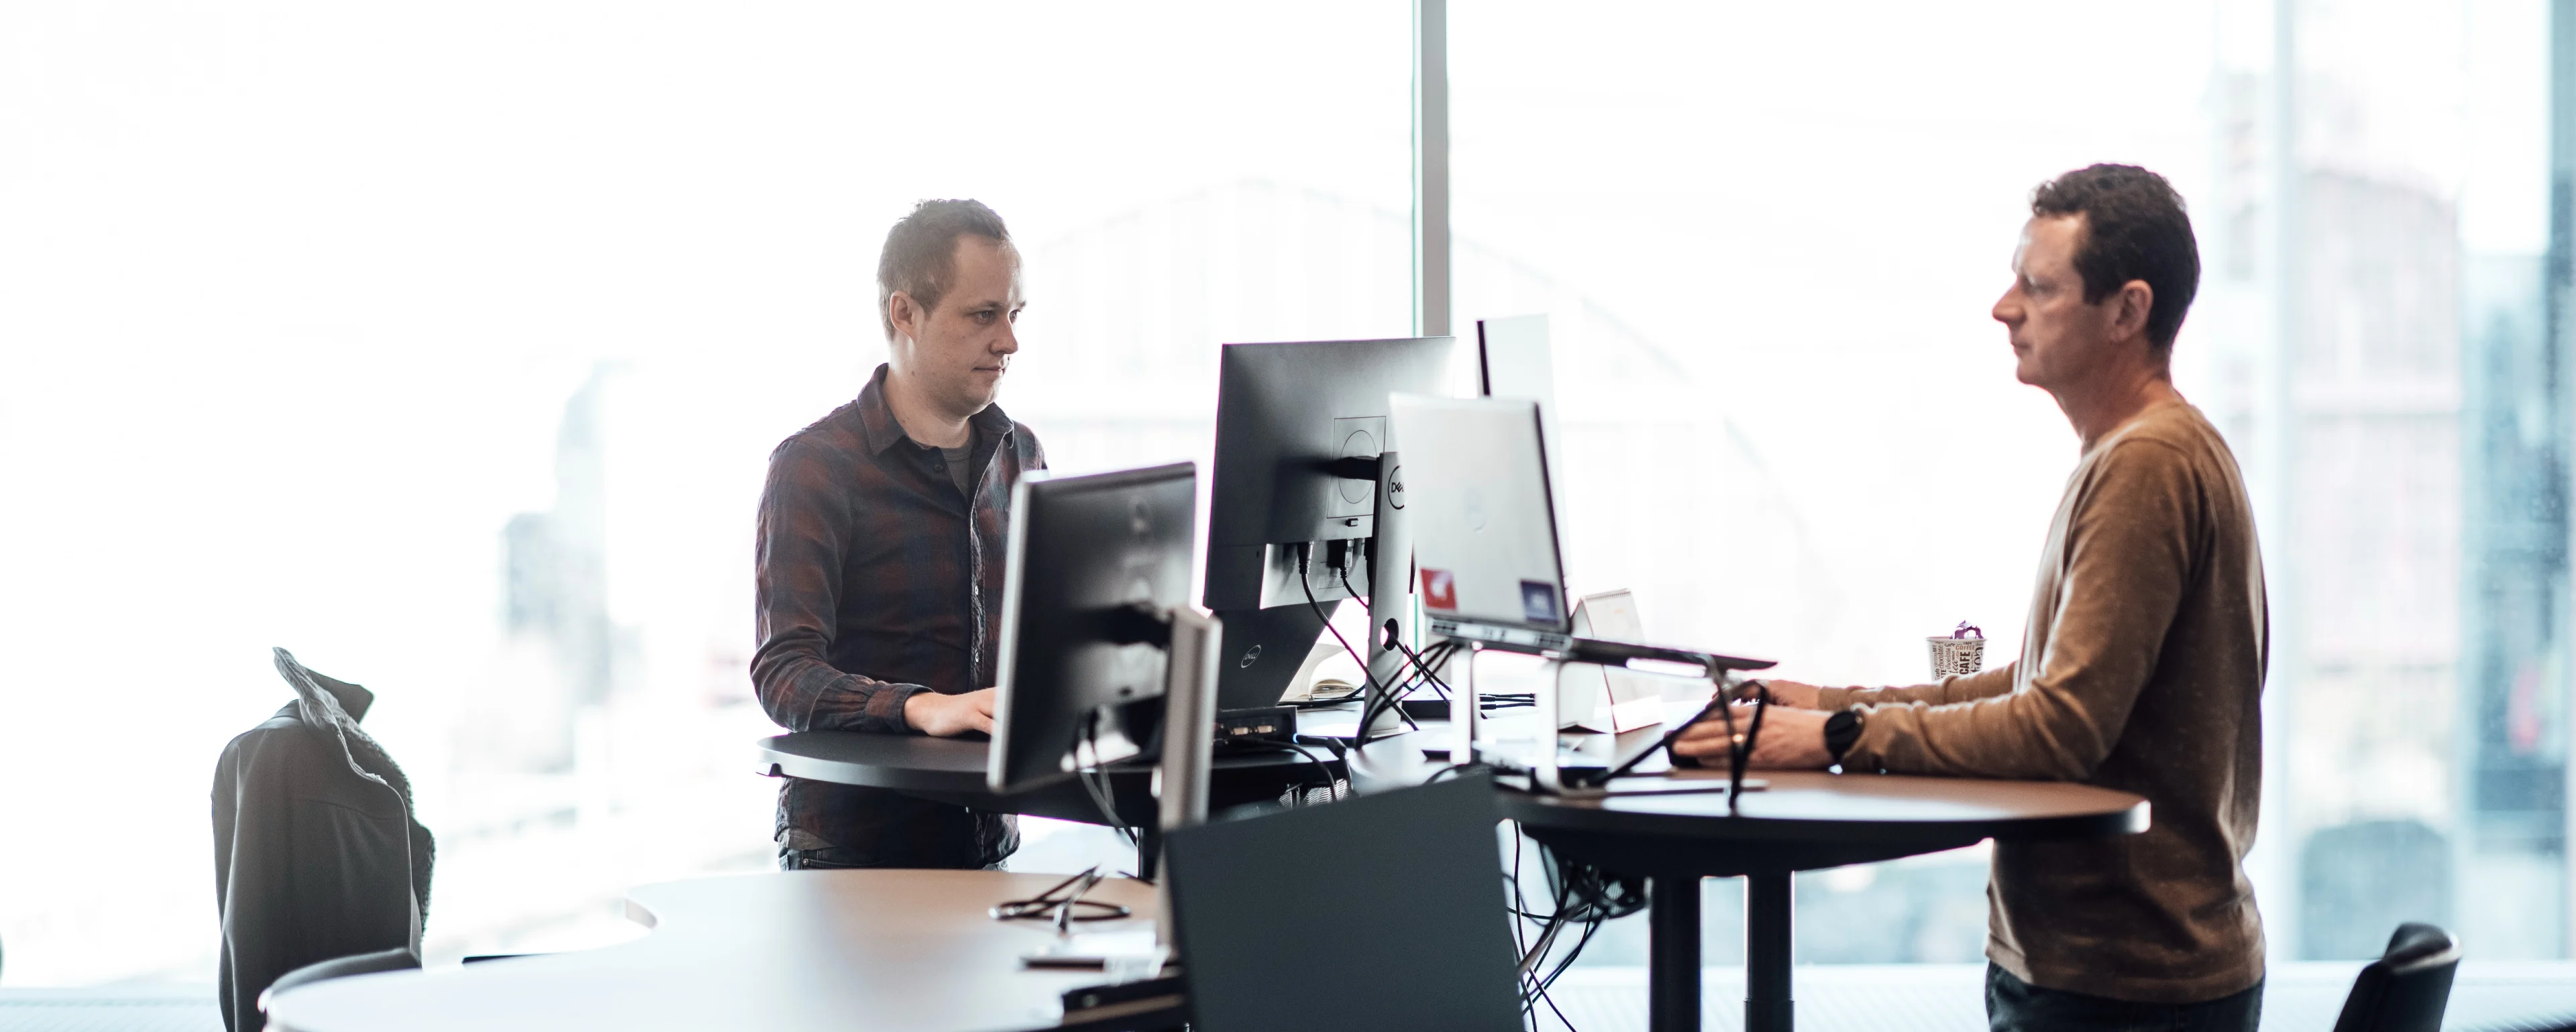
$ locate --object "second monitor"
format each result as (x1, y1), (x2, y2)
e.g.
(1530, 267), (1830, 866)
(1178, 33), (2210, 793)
(1201, 336), (1456, 711)
(987, 461), (1199, 795)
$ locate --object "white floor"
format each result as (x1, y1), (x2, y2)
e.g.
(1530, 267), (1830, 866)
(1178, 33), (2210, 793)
(5, 963), (2569, 1031)
(1531, 963), (2576, 1032)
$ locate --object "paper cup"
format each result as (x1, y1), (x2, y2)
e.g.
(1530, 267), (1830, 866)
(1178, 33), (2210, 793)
(1927, 636), (1986, 679)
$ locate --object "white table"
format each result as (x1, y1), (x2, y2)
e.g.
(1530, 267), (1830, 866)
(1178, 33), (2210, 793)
(265, 870), (1174, 1032)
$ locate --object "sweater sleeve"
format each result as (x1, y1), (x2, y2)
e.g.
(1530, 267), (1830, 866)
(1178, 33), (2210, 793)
(1843, 440), (2198, 779)
(749, 438), (926, 733)
(1814, 663), (2015, 710)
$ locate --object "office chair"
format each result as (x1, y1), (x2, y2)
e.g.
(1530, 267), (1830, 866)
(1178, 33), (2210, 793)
(213, 648), (434, 1032)
(2329, 922), (2459, 1032)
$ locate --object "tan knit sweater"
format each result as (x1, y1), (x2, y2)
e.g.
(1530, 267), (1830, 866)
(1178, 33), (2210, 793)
(1815, 399), (2267, 1004)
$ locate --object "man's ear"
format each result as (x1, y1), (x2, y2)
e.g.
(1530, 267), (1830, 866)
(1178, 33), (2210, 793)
(2113, 280), (2155, 343)
(888, 291), (922, 345)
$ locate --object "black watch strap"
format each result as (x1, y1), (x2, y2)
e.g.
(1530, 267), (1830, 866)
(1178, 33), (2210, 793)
(1823, 709), (1864, 762)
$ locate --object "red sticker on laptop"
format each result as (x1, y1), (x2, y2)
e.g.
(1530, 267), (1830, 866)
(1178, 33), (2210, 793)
(1419, 567), (1457, 610)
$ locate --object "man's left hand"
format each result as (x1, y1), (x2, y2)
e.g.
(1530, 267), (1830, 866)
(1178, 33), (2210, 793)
(1670, 702), (1835, 768)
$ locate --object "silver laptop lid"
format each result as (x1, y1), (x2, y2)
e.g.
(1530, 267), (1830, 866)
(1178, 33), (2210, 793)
(1388, 394), (1569, 634)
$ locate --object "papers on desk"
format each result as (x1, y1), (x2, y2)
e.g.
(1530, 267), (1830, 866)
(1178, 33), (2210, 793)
(1020, 930), (1167, 981)
(1276, 642), (1358, 703)
(1460, 708), (1766, 796)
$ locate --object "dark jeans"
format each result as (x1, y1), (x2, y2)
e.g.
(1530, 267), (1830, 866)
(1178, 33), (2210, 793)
(780, 847), (1002, 872)
(773, 779), (1018, 870)
(1988, 964), (2263, 1032)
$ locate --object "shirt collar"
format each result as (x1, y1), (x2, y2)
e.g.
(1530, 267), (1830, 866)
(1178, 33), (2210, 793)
(855, 362), (1015, 455)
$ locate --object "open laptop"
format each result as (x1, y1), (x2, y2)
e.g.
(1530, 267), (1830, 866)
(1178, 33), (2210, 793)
(1387, 394), (1774, 789)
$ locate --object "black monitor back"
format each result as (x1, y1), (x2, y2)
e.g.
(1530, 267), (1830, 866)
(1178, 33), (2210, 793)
(987, 462), (1197, 794)
(1210, 601), (1330, 711)
(1203, 337), (1454, 612)
(1163, 775), (1523, 1032)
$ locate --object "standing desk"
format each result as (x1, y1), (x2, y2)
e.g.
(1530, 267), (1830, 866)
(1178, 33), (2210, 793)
(1346, 729), (2149, 1032)
(264, 870), (1178, 1032)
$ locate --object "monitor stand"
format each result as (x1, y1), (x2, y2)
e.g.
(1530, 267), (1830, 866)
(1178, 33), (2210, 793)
(1359, 449), (1419, 740)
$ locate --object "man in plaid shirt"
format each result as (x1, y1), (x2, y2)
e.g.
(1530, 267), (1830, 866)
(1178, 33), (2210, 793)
(751, 199), (1042, 869)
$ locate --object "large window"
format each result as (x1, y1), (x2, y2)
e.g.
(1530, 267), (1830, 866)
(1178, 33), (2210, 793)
(0, 1), (1409, 981)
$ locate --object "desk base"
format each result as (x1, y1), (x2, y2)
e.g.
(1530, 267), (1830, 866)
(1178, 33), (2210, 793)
(1745, 871), (1793, 1032)
(1649, 875), (1699, 1032)
(1644, 872), (1795, 1032)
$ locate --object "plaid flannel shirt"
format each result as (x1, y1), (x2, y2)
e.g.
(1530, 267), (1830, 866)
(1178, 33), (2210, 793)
(751, 363), (1043, 866)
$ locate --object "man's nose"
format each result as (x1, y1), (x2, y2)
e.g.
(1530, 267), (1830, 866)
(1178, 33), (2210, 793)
(1992, 292), (2021, 326)
(994, 322), (1020, 355)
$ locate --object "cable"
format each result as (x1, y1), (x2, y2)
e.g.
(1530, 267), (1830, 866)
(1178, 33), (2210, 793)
(1387, 634), (1456, 701)
(1299, 544), (1415, 734)
(1338, 563), (1452, 722)
(1725, 681), (1772, 813)
(1338, 562), (1370, 618)
(1500, 824), (1642, 1032)
(1247, 739), (1342, 804)
(1073, 716), (1144, 872)
(1321, 556), (1418, 736)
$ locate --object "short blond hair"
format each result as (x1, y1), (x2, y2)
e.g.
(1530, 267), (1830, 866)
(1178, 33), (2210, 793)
(876, 198), (1012, 340)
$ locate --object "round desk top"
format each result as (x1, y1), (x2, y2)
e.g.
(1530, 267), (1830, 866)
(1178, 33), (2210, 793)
(1348, 729), (2149, 876)
(758, 730), (1321, 793)
(757, 731), (1337, 828)
(266, 871), (1172, 1032)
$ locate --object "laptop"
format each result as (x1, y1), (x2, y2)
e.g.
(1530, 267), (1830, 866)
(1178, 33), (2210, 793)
(1387, 394), (1773, 789)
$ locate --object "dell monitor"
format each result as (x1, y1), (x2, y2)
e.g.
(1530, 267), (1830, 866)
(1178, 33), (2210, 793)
(987, 462), (1199, 795)
(1201, 336), (1456, 713)
(1477, 314), (1566, 501)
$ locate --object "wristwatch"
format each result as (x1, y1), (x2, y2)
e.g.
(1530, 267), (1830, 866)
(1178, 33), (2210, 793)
(1823, 709), (1865, 764)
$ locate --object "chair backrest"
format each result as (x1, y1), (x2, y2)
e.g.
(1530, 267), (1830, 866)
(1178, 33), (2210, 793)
(1163, 774), (1524, 1032)
(2330, 922), (2460, 1032)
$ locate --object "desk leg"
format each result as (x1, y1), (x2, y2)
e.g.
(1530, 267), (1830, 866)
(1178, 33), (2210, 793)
(1744, 871), (1793, 1032)
(1647, 874), (1700, 1032)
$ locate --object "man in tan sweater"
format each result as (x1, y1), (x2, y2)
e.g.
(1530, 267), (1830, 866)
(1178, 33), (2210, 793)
(1675, 164), (2267, 1031)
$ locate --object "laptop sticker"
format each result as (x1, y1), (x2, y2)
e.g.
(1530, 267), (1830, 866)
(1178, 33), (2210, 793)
(1420, 568), (1457, 611)
(1519, 581), (1560, 624)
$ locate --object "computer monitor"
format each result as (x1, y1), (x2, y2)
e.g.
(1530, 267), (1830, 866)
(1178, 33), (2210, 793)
(987, 462), (1199, 795)
(1209, 603), (1331, 713)
(1201, 336), (1456, 710)
(1476, 313), (1563, 494)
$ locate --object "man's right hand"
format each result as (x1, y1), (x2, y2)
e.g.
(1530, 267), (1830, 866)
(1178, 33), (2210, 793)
(1748, 679), (1825, 709)
(904, 687), (997, 736)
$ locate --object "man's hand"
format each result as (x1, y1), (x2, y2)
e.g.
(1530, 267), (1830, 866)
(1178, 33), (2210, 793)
(905, 687), (998, 736)
(1748, 679), (1825, 709)
(1671, 702), (1835, 768)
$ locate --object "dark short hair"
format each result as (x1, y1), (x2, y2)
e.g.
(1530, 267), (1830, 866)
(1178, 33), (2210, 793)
(2029, 164), (2200, 351)
(876, 198), (1014, 340)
